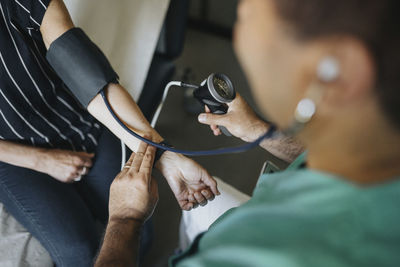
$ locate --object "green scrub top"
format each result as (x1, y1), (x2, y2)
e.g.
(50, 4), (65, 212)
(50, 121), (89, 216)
(171, 153), (400, 267)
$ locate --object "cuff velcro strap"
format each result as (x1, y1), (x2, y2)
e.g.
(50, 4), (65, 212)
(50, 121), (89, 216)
(46, 28), (119, 108)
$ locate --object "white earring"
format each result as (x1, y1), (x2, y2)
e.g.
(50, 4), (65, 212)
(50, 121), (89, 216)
(294, 98), (316, 123)
(293, 57), (340, 124)
(284, 57), (340, 135)
(317, 56), (340, 82)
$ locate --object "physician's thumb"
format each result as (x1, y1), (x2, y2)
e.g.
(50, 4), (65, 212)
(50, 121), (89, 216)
(198, 113), (226, 126)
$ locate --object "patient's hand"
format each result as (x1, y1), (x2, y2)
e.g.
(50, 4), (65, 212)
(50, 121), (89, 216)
(36, 149), (94, 183)
(155, 151), (220, 210)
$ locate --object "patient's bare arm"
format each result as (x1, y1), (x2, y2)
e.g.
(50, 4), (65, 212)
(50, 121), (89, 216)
(0, 140), (94, 183)
(40, 0), (219, 210)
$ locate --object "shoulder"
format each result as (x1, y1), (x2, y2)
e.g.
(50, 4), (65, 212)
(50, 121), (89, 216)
(3, 0), (52, 30)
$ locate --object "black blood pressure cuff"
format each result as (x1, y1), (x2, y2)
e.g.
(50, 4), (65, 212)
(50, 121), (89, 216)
(46, 28), (119, 108)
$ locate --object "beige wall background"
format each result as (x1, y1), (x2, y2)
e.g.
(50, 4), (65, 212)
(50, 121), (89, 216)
(64, 0), (170, 100)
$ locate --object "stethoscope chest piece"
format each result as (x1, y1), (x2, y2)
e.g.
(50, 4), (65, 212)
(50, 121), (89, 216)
(193, 73), (236, 114)
(193, 73), (236, 135)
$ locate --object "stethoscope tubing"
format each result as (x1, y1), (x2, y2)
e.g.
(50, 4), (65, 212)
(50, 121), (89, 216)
(100, 89), (276, 156)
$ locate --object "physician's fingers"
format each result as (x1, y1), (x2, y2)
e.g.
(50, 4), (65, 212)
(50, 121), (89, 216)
(131, 140), (148, 173)
(198, 113), (227, 127)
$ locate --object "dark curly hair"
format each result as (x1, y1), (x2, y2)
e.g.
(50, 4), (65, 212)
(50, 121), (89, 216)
(274, 0), (400, 130)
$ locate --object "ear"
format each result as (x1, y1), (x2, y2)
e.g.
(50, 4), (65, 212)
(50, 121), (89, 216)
(319, 37), (376, 108)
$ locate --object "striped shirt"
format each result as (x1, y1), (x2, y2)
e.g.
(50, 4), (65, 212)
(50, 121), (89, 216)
(0, 0), (101, 152)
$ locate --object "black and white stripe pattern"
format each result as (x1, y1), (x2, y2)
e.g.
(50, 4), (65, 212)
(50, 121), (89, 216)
(0, 0), (101, 152)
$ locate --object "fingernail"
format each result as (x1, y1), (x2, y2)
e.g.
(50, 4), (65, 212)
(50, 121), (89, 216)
(198, 114), (206, 123)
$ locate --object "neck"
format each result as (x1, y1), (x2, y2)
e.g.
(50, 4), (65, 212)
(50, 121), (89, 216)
(303, 110), (400, 185)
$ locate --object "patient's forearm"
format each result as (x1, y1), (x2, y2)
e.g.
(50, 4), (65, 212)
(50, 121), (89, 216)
(0, 140), (42, 170)
(41, 1), (163, 153)
(87, 83), (163, 152)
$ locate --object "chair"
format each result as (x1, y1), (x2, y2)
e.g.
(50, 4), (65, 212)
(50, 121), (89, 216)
(138, 0), (190, 121)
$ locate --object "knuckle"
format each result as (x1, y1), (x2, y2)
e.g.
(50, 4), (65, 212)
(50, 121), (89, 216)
(137, 178), (147, 187)
(72, 157), (81, 165)
(125, 172), (134, 179)
(136, 152), (145, 157)
(71, 166), (79, 173)
(69, 168), (77, 175)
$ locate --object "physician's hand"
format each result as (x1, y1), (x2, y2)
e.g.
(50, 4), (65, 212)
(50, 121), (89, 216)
(109, 141), (158, 222)
(36, 149), (94, 183)
(198, 93), (269, 142)
(156, 152), (220, 211)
